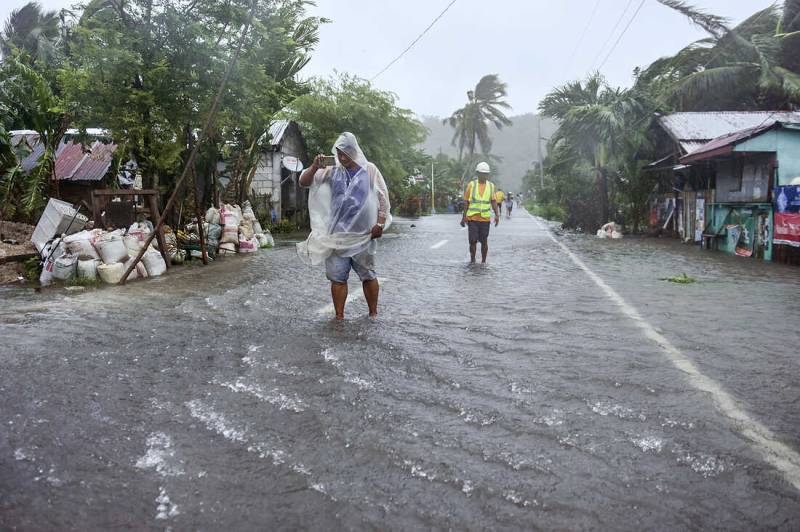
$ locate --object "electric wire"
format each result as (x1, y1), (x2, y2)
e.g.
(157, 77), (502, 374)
(597, 0), (648, 70)
(591, 0), (636, 69)
(370, 0), (458, 82)
(565, 0), (602, 73)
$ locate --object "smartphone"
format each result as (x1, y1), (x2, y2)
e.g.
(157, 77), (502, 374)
(320, 155), (336, 167)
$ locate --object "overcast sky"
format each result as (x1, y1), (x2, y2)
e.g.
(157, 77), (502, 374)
(2, 0), (770, 117)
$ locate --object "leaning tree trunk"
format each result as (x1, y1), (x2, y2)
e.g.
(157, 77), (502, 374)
(597, 166), (609, 225)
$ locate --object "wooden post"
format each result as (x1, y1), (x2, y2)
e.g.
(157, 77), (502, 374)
(192, 165), (208, 265)
(147, 193), (171, 268)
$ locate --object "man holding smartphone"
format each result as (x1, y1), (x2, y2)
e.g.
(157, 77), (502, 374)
(460, 161), (500, 264)
(298, 132), (391, 320)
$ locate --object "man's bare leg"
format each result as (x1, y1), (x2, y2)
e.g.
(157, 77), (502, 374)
(363, 279), (379, 317)
(469, 242), (477, 263)
(481, 239), (489, 263)
(331, 282), (348, 320)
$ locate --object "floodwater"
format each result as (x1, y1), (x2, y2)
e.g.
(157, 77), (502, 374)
(1, 210), (799, 530)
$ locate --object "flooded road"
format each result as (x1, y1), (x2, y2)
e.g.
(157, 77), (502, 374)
(2, 209), (799, 530)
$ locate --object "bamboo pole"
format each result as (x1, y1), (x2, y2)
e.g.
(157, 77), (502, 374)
(120, 4), (254, 284)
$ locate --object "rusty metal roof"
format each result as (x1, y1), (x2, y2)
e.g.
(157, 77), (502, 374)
(72, 141), (117, 181)
(10, 132), (117, 181)
(54, 141), (86, 179)
(658, 112), (800, 154)
(680, 121), (799, 164)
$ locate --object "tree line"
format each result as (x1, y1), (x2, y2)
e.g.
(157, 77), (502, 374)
(0, 0), (471, 224)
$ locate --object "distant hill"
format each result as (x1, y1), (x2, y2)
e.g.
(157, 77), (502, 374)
(418, 114), (559, 192)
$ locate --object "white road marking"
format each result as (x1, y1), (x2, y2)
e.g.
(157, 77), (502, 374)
(316, 277), (388, 315)
(527, 212), (800, 491)
(430, 239), (448, 250)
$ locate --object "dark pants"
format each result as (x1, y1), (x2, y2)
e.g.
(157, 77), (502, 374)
(468, 220), (490, 244)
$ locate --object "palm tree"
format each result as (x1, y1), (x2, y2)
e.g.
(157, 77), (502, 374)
(445, 74), (512, 185)
(642, 1), (800, 110)
(539, 74), (646, 224)
(1, 2), (62, 63)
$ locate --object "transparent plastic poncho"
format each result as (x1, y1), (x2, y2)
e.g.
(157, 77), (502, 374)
(297, 132), (392, 266)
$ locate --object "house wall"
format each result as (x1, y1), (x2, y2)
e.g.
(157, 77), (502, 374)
(735, 128), (800, 186)
(714, 153), (772, 203)
(251, 153), (279, 201)
(708, 203), (773, 260)
(248, 122), (309, 224)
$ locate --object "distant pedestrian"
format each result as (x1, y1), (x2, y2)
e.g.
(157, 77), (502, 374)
(505, 193), (514, 218)
(494, 189), (505, 217)
(460, 161), (500, 264)
(297, 132), (390, 320)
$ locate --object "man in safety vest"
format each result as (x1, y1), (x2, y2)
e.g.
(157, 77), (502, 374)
(460, 161), (500, 264)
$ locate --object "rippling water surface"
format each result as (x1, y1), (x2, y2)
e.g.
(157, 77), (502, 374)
(1, 211), (799, 530)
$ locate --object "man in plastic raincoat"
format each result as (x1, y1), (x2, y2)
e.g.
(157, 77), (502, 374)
(298, 132), (391, 320)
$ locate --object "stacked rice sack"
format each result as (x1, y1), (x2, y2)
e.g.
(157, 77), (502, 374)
(40, 225), (167, 286)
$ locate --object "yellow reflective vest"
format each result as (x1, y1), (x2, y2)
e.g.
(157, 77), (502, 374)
(466, 179), (495, 219)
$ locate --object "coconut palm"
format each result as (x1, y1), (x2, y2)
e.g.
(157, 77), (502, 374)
(642, 1), (800, 110)
(1, 2), (62, 63)
(445, 74), (512, 183)
(539, 73), (646, 224)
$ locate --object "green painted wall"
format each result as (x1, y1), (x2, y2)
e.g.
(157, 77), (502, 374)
(708, 203), (773, 260)
(735, 127), (800, 185)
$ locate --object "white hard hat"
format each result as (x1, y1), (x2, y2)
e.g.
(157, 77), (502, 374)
(475, 161), (491, 173)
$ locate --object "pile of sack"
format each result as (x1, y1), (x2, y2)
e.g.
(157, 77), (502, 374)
(596, 222), (623, 240)
(204, 200), (274, 256)
(40, 222), (168, 286)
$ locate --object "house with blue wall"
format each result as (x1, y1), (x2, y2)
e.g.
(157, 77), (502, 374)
(680, 121), (800, 263)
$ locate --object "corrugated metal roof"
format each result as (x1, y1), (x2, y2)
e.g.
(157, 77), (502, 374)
(54, 142), (87, 180)
(268, 120), (290, 146)
(680, 120), (799, 164)
(11, 133), (117, 181)
(11, 132), (44, 173)
(680, 141), (708, 153)
(659, 112), (800, 156)
(68, 141), (116, 181)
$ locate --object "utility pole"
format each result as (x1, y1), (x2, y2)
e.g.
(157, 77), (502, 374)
(430, 161), (435, 215)
(537, 117), (544, 188)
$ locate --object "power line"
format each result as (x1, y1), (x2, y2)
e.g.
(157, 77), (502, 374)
(370, 0), (459, 82)
(597, 0), (647, 71)
(591, 0), (636, 69)
(566, 0), (602, 73)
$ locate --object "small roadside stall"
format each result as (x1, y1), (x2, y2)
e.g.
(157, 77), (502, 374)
(680, 121), (800, 261)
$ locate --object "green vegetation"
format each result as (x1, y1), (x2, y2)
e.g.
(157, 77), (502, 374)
(662, 273), (697, 284)
(21, 256), (40, 281)
(66, 275), (101, 288)
(281, 73), (430, 211)
(524, 200), (566, 223)
(0, 0), (325, 222)
(266, 218), (299, 234)
(534, 0), (800, 232)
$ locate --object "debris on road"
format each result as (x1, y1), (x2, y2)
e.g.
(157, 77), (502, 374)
(596, 222), (623, 239)
(661, 273), (697, 284)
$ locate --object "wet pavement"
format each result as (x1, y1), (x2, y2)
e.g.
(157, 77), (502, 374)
(1, 209), (799, 530)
